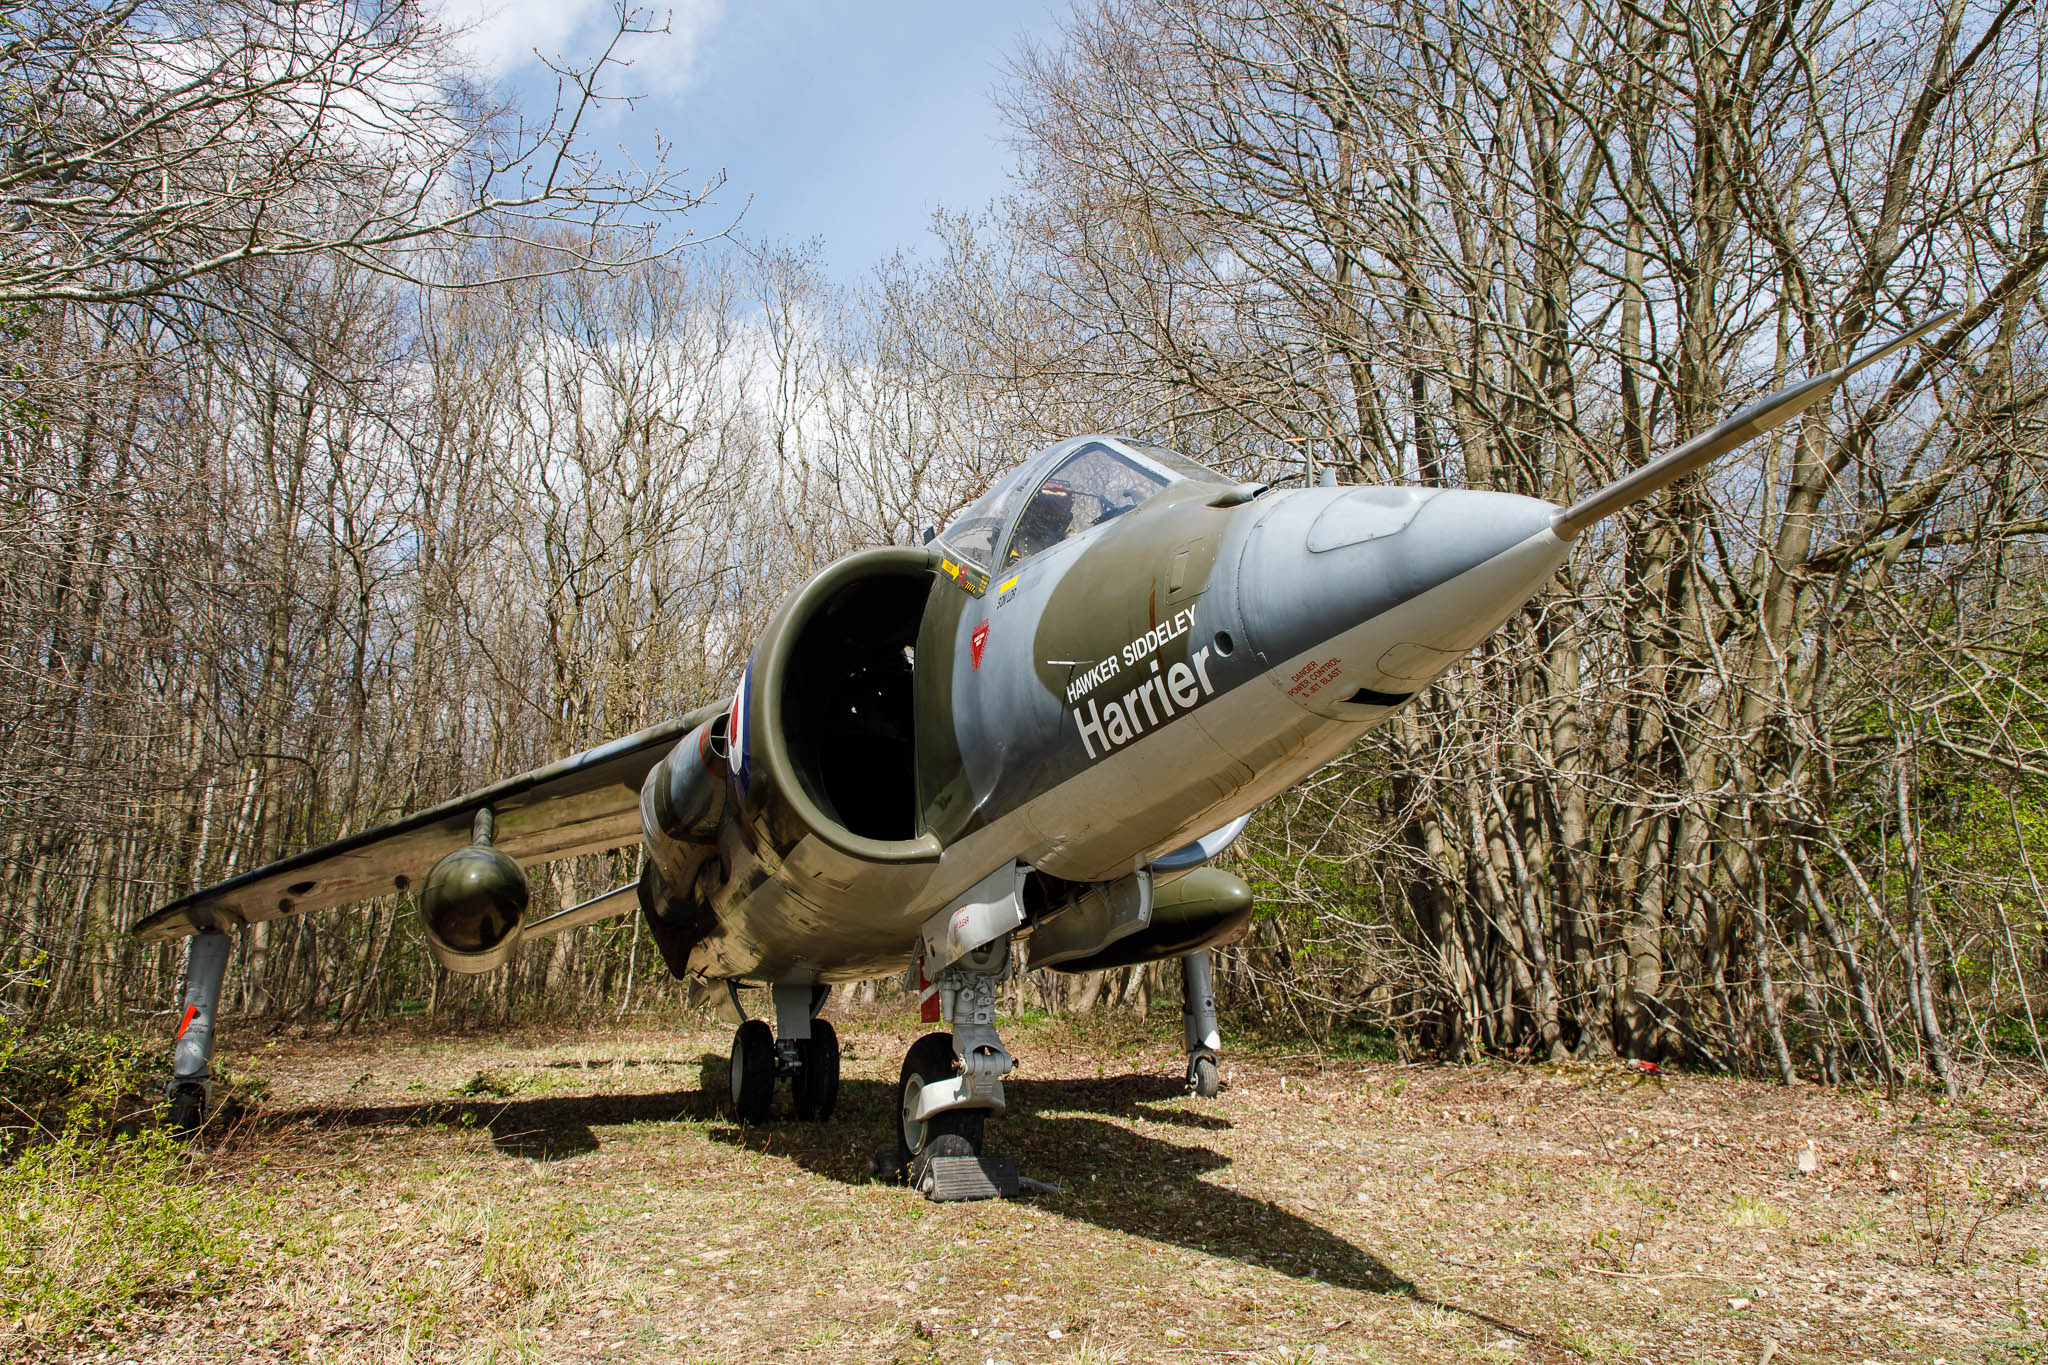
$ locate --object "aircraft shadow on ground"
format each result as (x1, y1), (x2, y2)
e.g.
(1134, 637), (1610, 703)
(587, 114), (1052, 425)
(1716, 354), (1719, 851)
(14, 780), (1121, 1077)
(705, 1072), (1558, 1345)
(252, 1064), (1552, 1345)
(706, 1073), (1414, 1297)
(253, 1064), (1399, 1292)
(250, 1055), (731, 1160)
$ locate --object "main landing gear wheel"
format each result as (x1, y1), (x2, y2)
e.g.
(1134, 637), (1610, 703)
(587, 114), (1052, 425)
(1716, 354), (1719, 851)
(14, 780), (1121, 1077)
(1187, 1053), (1220, 1099)
(729, 1018), (775, 1123)
(793, 1017), (841, 1121)
(897, 1030), (983, 1165)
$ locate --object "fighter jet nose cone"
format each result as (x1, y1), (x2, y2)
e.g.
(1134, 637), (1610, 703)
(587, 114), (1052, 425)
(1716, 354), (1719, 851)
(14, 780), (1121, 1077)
(1235, 486), (1567, 710)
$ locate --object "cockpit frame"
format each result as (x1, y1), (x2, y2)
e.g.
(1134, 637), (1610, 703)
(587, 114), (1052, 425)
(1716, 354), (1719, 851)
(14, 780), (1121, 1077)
(933, 437), (1231, 590)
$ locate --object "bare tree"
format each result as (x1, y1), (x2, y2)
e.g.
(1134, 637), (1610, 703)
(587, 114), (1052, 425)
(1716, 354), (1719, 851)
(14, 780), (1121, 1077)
(0, 0), (719, 311)
(984, 0), (2048, 1081)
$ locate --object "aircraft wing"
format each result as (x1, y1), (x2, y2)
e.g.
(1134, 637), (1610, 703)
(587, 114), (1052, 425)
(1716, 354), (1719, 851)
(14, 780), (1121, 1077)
(133, 704), (723, 943)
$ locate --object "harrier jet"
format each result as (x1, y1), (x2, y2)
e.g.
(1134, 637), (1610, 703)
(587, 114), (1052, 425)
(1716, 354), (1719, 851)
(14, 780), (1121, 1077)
(136, 319), (1947, 1195)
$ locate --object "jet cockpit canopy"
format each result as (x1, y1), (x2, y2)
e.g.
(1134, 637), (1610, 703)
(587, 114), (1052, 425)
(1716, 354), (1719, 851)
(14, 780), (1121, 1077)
(937, 437), (1230, 574)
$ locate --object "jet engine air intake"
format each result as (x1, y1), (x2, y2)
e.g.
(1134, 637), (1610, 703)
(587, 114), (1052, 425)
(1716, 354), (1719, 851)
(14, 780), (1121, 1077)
(748, 547), (943, 862)
(418, 807), (529, 974)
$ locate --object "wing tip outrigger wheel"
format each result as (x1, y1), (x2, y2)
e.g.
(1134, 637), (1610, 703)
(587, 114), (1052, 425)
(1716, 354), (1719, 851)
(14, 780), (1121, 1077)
(1181, 949), (1223, 1099)
(163, 925), (231, 1140)
(166, 1082), (207, 1135)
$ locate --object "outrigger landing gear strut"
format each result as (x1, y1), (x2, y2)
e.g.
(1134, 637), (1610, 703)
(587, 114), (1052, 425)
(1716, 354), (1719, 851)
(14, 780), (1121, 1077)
(1181, 948), (1223, 1098)
(166, 926), (231, 1133)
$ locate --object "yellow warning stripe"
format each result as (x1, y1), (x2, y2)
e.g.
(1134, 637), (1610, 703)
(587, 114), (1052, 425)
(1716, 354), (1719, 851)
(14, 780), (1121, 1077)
(935, 556), (988, 596)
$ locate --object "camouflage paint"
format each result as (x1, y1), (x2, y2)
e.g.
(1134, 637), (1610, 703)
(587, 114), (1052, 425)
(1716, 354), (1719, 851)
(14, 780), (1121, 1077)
(691, 437), (1566, 982)
(150, 337), (1930, 993)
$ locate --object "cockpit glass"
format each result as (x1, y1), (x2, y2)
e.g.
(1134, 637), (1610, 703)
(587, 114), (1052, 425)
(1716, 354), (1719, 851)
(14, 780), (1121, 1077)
(1131, 443), (1231, 483)
(1004, 445), (1170, 565)
(935, 484), (1028, 571)
(936, 438), (1218, 575)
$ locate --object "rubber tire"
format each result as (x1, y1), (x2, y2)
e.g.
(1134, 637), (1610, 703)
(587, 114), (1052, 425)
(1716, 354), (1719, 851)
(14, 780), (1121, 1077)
(166, 1085), (205, 1137)
(897, 1031), (984, 1159)
(729, 1019), (776, 1123)
(1188, 1053), (1221, 1099)
(793, 1018), (841, 1121)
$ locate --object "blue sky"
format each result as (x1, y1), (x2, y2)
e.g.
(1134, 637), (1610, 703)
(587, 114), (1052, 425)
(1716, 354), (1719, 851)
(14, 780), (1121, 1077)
(444, 1), (1068, 281)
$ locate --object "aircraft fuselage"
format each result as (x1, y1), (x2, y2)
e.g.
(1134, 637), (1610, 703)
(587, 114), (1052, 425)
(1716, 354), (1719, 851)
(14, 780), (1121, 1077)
(672, 440), (1568, 986)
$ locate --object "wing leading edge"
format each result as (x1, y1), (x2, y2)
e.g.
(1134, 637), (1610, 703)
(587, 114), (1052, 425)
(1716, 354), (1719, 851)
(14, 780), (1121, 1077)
(134, 704), (724, 943)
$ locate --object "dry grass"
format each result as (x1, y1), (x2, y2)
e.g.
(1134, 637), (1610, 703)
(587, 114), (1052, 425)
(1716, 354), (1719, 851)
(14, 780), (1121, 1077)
(12, 1007), (2045, 1364)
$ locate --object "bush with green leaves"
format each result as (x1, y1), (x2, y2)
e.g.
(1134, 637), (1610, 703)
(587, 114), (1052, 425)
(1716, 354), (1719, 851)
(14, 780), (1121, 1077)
(0, 1124), (261, 1341)
(0, 1015), (270, 1346)
(0, 1017), (163, 1149)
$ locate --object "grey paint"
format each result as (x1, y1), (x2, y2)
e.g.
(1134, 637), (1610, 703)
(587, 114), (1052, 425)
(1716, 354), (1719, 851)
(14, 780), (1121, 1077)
(1182, 949), (1219, 1056)
(170, 928), (230, 1098)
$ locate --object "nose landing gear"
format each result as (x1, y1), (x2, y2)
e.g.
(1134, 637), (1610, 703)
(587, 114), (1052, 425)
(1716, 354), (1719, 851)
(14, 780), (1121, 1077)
(889, 937), (1023, 1199)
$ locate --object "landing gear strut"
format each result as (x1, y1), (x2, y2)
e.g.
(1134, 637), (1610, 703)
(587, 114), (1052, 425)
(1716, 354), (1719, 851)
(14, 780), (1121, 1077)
(1182, 949), (1223, 1098)
(166, 926), (231, 1134)
(724, 984), (838, 1124)
(893, 936), (1020, 1197)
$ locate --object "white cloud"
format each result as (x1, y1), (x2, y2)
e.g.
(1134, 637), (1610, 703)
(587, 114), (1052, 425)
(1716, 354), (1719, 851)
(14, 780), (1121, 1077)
(436, 0), (725, 97)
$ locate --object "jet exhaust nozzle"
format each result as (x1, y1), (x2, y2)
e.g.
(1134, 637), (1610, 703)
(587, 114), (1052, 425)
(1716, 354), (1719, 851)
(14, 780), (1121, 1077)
(646, 717), (730, 845)
(635, 716), (735, 980)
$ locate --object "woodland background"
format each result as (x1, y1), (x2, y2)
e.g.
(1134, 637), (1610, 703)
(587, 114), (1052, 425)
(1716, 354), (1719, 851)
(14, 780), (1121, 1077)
(3, 0), (2045, 1095)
